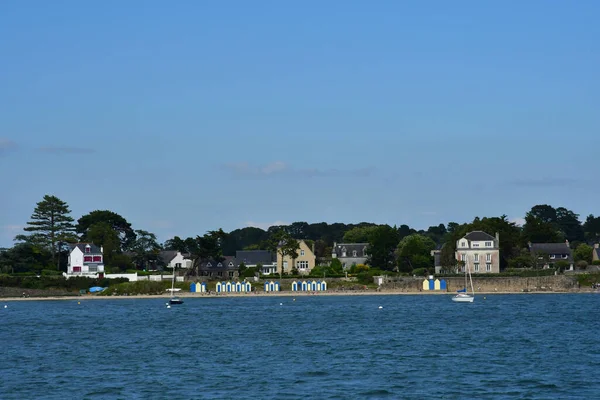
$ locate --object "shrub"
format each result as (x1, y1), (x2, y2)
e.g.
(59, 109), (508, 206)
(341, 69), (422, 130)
(593, 260), (600, 266)
(412, 268), (426, 276)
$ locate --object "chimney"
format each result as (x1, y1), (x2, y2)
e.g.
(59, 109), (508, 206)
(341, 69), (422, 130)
(100, 246), (104, 254)
(594, 243), (599, 249)
(495, 232), (500, 243)
(565, 239), (570, 248)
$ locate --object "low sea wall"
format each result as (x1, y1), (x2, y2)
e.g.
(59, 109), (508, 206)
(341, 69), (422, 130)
(380, 275), (581, 293)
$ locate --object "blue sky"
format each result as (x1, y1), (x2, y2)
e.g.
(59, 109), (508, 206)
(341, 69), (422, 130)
(1, 0), (598, 247)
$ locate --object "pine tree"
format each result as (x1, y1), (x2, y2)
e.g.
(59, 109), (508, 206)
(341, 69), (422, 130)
(21, 195), (76, 269)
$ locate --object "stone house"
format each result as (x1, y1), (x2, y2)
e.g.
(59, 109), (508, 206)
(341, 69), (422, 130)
(331, 242), (369, 270)
(197, 256), (239, 279)
(277, 239), (316, 275)
(528, 240), (574, 270)
(235, 250), (278, 275)
(455, 231), (501, 274)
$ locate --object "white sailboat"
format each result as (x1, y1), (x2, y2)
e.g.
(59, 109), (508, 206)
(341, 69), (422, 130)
(452, 259), (475, 303)
(168, 265), (184, 305)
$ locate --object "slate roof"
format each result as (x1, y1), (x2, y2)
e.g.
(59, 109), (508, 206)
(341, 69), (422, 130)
(159, 250), (178, 264)
(529, 243), (573, 262)
(463, 231), (495, 241)
(332, 243), (369, 258)
(235, 250), (276, 265)
(199, 256), (238, 270)
(71, 243), (102, 254)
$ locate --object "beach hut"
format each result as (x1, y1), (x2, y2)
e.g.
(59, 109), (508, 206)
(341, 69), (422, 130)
(301, 281), (308, 291)
(440, 279), (447, 290)
(310, 281), (317, 291)
(317, 281), (327, 291)
(292, 281), (299, 291)
(216, 282), (222, 293)
(429, 279), (435, 290)
(243, 282), (251, 292)
(422, 279), (429, 291)
(190, 282), (196, 292)
(434, 279), (441, 290)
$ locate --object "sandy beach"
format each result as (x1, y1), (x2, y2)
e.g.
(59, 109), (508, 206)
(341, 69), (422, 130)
(2, 288), (592, 302)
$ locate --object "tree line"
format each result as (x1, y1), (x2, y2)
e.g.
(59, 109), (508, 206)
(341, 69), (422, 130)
(1, 195), (599, 275)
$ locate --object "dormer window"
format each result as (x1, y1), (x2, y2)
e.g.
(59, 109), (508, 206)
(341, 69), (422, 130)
(85, 245), (91, 253)
(341, 247), (346, 257)
(207, 262), (212, 267)
(363, 247), (367, 256)
(485, 241), (492, 247)
(461, 241), (467, 247)
(229, 262), (234, 267)
(352, 250), (357, 257)
(217, 262), (223, 267)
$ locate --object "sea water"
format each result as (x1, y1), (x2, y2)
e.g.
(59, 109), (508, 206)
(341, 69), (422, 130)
(1, 294), (599, 399)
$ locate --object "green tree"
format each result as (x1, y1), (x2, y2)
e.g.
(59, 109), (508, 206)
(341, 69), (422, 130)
(555, 207), (584, 242)
(342, 226), (378, 243)
(573, 243), (593, 264)
(268, 229), (300, 278)
(86, 222), (121, 266)
(18, 195), (76, 269)
(187, 229), (227, 276)
(0, 242), (53, 274)
(330, 258), (343, 273)
(366, 225), (400, 270)
(583, 214), (600, 243)
(130, 230), (161, 270)
(396, 234), (436, 274)
(77, 210), (136, 251)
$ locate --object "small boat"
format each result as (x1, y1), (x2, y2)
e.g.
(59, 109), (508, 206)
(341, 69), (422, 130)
(452, 259), (475, 303)
(167, 266), (184, 305)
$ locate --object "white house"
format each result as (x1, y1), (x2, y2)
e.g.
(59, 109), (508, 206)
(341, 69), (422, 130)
(455, 231), (501, 274)
(159, 251), (193, 270)
(66, 243), (105, 278)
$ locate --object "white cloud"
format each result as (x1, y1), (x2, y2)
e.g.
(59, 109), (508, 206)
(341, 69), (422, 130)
(509, 217), (526, 227)
(0, 138), (17, 155)
(221, 161), (375, 179)
(39, 146), (95, 154)
(245, 221), (288, 230)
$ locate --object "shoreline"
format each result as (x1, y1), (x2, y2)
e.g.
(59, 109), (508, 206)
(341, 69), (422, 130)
(2, 289), (597, 301)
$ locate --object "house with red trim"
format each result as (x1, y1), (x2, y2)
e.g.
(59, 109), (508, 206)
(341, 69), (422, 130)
(66, 243), (105, 278)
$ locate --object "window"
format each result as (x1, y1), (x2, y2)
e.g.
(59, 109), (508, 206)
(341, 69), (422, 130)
(83, 256), (92, 262)
(85, 246), (91, 253)
(461, 253), (467, 261)
(297, 261), (309, 269)
(73, 266), (81, 272)
(217, 271), (222, 276)
(228, 271), (234, 277)
(89, 265), (98, 273)
(229, 262), (234, 267)
(486, 254), (491, 262)
(474, 263), (480, 272)
(472, 243), (479, 248)
(485, 241), (492, 247)
(341, 247), (347, 257)
(461, 241), (467, 247)
(207, 262), (212, 267)
(474, 254), (479, 262)
(300, 250), (305, 256)
(486, 263), (491, 272)
(283, 261), (288, 270)
(93, 256), (102, 263)
(217, 262), (222, 267)
(550, 255), (556, 259)
(353, 250), (357, 257)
